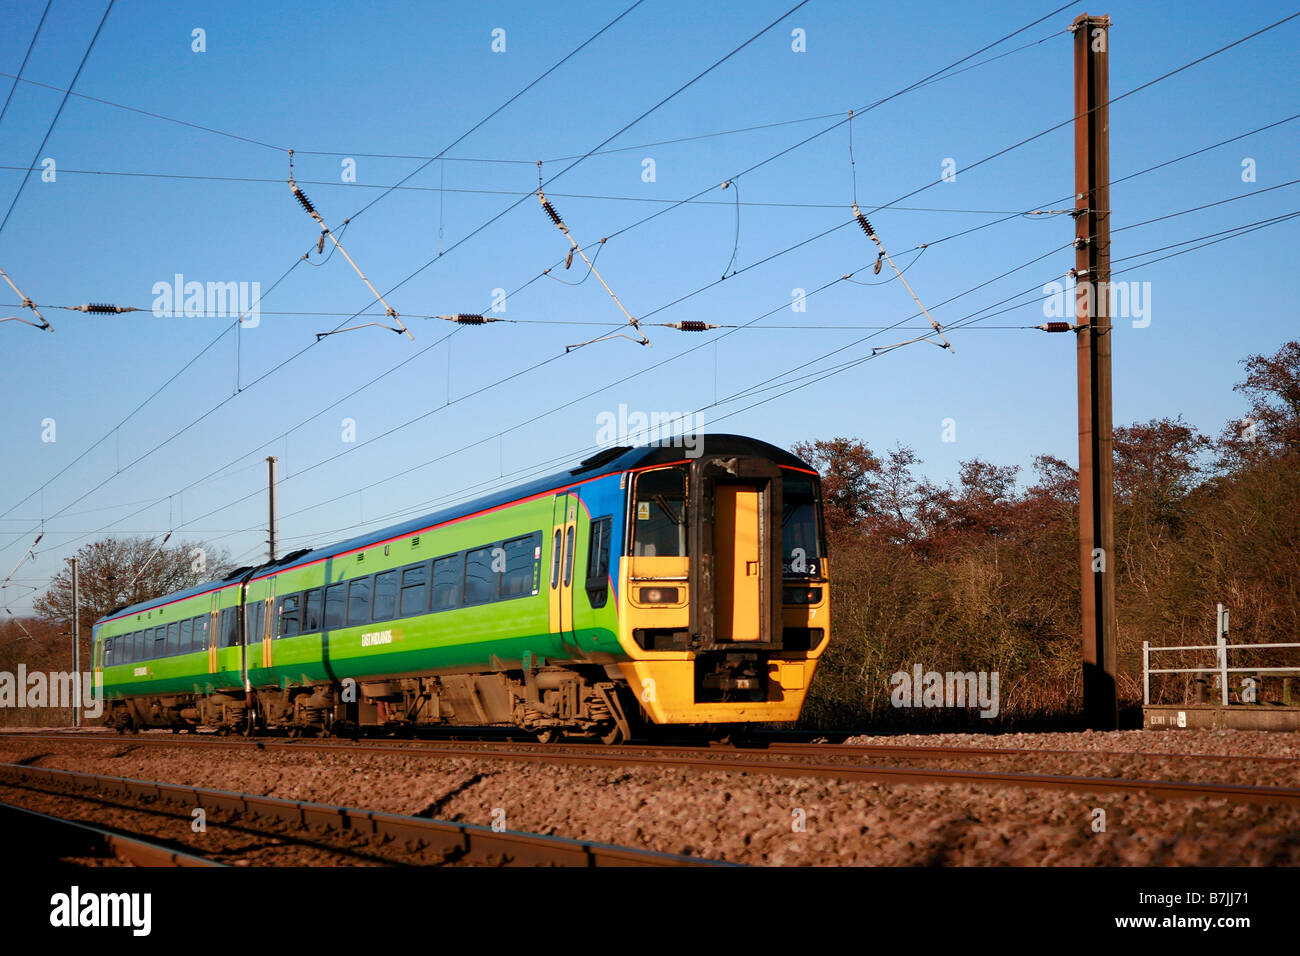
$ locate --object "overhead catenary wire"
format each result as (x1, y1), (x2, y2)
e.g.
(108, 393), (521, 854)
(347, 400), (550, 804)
(714, 203), (1300, 410)
(0, 0), (117, 242)
(363, 0), (817, 359)
(217, 256), (1083, 546)
(0, 255), (308, 534)
(10, 125), (1289, 574)
(37, 204), (1297, 595)
(718, 211), (1300, 417)
(0, 265), (50, 330)
(0, 162), (1078, 215)
(0, 0), (802, 548)
(853, 11), (1300, 226)
(9, 175), (1294, 329)
(286, 149), (411, 341)
(0, 0), (53, 131)
(741, 210), (1300, 408)
(125, 225), (1113, 547)
(11, 139), (1289, 571)
(537, 185), (649, 350)
(5, 1), (1289, 598)
(3, 217), (1062, 554)
(850, 205), (952, 354)
(0, 0), (1092, 540)
(0, 25), (1062, 171)
(484, 3), (1285, 345)
(0, 533), (43, 593)
(0, 1), (657, 556)
(14, 140), (1294, 328)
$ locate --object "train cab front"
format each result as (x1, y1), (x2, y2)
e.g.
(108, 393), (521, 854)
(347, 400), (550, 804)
(613, 436), (830, 727)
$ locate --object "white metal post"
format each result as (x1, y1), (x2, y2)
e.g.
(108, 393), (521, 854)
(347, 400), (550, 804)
(1217, 603), (1230, 706)
(1142, 641), (1150, 705)
(71, 557), (80, 728)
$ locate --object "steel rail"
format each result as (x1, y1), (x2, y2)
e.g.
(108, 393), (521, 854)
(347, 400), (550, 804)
(6, 728), (1297, 766)
(0, 763), (728, 866)
(0, 798), (224, 866)
(760, 740), (1300, 766)
(4, 733), (1297, 805)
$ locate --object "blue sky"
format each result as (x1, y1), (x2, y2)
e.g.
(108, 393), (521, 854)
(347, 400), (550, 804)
(1, 0), (1296, 612)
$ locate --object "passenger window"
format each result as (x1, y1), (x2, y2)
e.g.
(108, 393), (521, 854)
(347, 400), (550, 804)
(153, 627), (167, 658)
(220, 607), (239, 647)
(500, 535), (537, 599)
(167, 621), (181, 655)
(104, 639), (114, 667)
(401, 563), (429, 615)
(278, 594), (301, 637)
(372, 571), (398, 621)
(246, 602), (264, 644)
(464, 546), (496, 605)
(323, 584), (346, 628)
(347, 578), (372, 626)
(180, 618), (193, 653)
(633, 467), (687, 557)
(194, 616), (209, 651)
(303, 589), (323, 631)
(586, 516), (612, 608)
(430, 557), (458, 611)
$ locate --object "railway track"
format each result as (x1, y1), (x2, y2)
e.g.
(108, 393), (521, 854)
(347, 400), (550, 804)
(6, 729), (1299, 806)
(0, 762), (726, 867)
(0, 799), (225, 867)
(8, 727), (1299, 766)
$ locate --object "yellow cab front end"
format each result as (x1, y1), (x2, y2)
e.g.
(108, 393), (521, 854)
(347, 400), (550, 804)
(611, 445), (829, 726)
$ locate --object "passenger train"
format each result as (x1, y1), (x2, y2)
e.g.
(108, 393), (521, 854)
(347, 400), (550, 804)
(91, 434), (829, 742)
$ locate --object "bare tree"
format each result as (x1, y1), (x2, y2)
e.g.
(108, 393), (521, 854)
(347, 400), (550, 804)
(33, 537), (235, 640)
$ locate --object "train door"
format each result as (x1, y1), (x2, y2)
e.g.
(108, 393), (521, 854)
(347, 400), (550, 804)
(714, 482), (764, 642)
(208, 593), (220, 675)
(260, 577), (276, 672)
(549, 492), (577, 647)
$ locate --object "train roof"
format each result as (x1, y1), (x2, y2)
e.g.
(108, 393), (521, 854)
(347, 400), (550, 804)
(96, 434), (812, 626)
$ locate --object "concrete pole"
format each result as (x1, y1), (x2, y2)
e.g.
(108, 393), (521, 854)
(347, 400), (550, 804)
(267, 456), (279, 562)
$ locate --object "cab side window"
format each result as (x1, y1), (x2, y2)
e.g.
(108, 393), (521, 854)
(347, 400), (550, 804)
(632, 468), (687, 557)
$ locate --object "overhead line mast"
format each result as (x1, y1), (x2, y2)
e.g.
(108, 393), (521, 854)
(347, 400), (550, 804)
(1072, 12), (1118, 730)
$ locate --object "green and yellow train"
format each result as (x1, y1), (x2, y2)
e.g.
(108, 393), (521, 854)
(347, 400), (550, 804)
(91, 434), (829, 742)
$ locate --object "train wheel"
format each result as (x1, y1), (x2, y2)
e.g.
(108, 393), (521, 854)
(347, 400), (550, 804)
(599, 723), (625, 746)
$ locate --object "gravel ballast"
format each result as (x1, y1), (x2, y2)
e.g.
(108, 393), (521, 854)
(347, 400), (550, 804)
(2, 730), (1297, 865)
